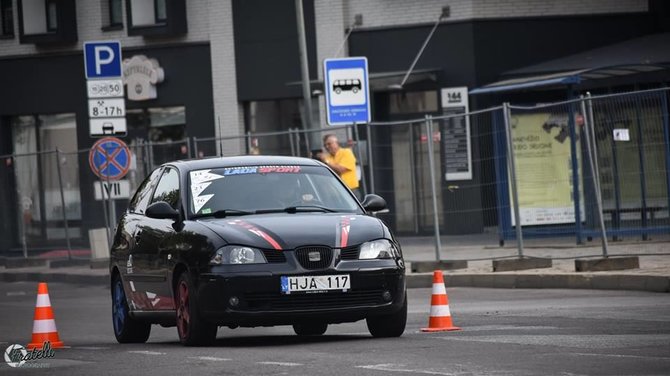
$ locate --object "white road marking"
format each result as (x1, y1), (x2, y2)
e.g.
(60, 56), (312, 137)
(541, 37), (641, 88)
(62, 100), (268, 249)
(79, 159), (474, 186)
(571, 353), (670, 361)
(6, 291), (26, 296)
(441, 334), (670, 349)
(128, 350), (165, 355)
(258, 361), (303, 367)
(190, 356), (231, 362)
(76, 346), (110, 350)
(356, 364), (461, 375)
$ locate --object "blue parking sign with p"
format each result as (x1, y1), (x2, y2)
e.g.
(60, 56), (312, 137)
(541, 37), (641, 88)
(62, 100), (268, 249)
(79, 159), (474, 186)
(84, 41), (122, 79)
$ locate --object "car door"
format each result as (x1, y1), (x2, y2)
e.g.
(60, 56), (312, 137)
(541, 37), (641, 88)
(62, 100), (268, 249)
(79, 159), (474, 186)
(119, 167), (163, 310)
(135, 167), (181, 310)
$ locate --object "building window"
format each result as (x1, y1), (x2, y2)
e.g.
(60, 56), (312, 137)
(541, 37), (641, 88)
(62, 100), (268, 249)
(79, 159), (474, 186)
(154, 0), (166, 22)
(18, 0), (77, 44)
(45, 0), (57, 31)
(126, 106), (187, 174)
(109, 0), (123, 26)
(0, 0), (13, 36)
(126, 0), (186, 36)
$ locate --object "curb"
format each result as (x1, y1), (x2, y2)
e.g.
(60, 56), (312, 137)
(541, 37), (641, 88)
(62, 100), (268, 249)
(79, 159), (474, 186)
(406, 273), (670, 293)
(2, 270), (668, 293)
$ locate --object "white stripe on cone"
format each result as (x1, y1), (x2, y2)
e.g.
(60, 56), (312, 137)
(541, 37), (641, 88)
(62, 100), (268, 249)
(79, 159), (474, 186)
(35, 294), (51, 308)
(32, 319), (58, 334)
(430, 304), (452, 317)
(432, 283), (446, 295)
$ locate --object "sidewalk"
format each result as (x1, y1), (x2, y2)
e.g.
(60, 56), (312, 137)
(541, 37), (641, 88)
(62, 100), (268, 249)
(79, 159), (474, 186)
(1, 236), (669, 292)
(399, 236), (670, 292)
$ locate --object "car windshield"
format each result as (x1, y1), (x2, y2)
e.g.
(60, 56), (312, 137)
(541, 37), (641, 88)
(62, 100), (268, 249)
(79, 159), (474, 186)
(188, 165), (362, 218)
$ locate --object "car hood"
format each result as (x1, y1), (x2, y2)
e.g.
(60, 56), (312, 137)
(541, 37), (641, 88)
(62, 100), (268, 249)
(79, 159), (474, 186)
(197, 213), (384, 250)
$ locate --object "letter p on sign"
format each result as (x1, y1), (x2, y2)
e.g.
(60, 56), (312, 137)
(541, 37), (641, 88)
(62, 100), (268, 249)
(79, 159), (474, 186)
(84, 41), (122, 79)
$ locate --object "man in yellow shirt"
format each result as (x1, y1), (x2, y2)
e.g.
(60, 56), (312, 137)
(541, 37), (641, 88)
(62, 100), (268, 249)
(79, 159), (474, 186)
(318, 134), (361, 200)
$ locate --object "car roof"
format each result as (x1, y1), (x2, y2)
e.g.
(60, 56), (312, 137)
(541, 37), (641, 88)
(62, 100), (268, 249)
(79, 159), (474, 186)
(164, 155), (324, 173)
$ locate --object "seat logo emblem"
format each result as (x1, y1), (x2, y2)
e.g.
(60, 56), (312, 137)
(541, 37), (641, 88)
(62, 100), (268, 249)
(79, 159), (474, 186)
(308, 251), (321, 262)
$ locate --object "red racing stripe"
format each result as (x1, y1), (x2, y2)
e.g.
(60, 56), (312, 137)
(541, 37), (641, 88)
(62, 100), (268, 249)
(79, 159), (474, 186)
(257, 230), (282, 250)
(340, 217), (351, 248)
(230, 220), (282, 250)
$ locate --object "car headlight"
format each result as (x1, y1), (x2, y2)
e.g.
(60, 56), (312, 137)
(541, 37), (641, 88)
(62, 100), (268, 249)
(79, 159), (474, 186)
(210, 246), (267, 265)
(359, 239), (399, 259)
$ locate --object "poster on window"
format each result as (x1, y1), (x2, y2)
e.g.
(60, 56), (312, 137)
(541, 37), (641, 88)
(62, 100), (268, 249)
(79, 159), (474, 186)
(509, 113), (585, 226)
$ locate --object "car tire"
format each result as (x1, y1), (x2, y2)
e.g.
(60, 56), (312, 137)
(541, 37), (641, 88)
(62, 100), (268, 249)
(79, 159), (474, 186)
(175, 272), (217, 346)
(112, 274), (151, 343)
(366, 295), (407, 338)
(293, 322), (328, 336)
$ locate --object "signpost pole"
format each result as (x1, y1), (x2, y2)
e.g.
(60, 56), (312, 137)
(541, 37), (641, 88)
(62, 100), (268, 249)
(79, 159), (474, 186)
(104, 147), (114, 244)
(98, 177), (111, 247)
(352, 122), (368, 196)
(55, 149), (72, 260)
(426, 115), (442, 261)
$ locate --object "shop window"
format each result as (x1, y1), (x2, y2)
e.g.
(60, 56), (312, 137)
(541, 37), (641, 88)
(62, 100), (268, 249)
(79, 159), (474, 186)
(126, 106), (187, 177)
(10, 113), (82, 247)
(17, 0), (77, 44)
(126, 0), (186, 36)
(244, 98), (318, 156)
(0, 0), (14, 36)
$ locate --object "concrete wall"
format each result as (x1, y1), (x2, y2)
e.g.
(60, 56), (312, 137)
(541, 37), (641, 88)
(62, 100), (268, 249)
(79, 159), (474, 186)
(343, 0), (647, 29)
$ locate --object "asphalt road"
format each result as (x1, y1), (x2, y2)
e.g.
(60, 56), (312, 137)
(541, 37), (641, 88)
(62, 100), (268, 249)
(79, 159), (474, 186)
(1, 282), (669, 375)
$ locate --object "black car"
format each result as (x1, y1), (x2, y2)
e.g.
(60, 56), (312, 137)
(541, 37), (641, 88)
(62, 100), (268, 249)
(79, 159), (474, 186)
(110, 156), (406, 346)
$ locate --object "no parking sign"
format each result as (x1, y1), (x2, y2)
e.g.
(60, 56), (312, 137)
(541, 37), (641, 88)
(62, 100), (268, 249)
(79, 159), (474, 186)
(89, 137), (131, 180)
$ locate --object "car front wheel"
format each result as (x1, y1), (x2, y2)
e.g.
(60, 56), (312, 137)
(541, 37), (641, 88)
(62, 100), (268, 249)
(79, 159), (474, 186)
(366, 295), (407, 338)
(112, 274), (151, 343)
(175, 272), (217, 346)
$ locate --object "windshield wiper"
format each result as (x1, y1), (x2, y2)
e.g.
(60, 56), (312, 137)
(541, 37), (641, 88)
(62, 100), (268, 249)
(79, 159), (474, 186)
(192, 209), (254, 219)
(279, 205), (337, 213)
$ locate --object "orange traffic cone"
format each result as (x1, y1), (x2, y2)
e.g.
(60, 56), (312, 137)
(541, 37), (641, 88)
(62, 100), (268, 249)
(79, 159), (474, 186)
(27, 282), (64, 349)
(421, 270), (461, 332)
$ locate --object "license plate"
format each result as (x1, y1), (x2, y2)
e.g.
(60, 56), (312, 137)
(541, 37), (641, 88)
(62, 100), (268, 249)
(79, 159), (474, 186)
(280, 274), (350, 294)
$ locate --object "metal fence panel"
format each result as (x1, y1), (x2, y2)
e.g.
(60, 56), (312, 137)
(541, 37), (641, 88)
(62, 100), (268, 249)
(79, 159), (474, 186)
(587, 90), (670, 241)
(1, 88), (668, 259)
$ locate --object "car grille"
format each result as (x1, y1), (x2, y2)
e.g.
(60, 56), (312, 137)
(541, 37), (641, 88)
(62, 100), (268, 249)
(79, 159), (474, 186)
(340, 246), (359, 260)
(244, 290), (386, 311)
(295, 246), (332, 269)
(262, 250), (286, 263)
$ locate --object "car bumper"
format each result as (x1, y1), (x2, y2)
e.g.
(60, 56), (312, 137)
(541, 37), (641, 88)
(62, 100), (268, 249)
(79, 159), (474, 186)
(197, 266), (405, 327)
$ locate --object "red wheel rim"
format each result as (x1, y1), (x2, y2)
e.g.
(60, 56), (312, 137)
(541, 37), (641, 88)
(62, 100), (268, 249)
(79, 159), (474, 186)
(176, 280), (190, 339)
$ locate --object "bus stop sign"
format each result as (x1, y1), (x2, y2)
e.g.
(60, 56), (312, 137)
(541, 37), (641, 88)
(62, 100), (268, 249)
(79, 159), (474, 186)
(89, 137), (131, 180)
(323, 57), (371, 125)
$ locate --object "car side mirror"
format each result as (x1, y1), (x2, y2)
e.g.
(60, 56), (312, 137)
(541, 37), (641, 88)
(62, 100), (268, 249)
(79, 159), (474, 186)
(361, 194), (387, 213)
(146, 201), (180, 221)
